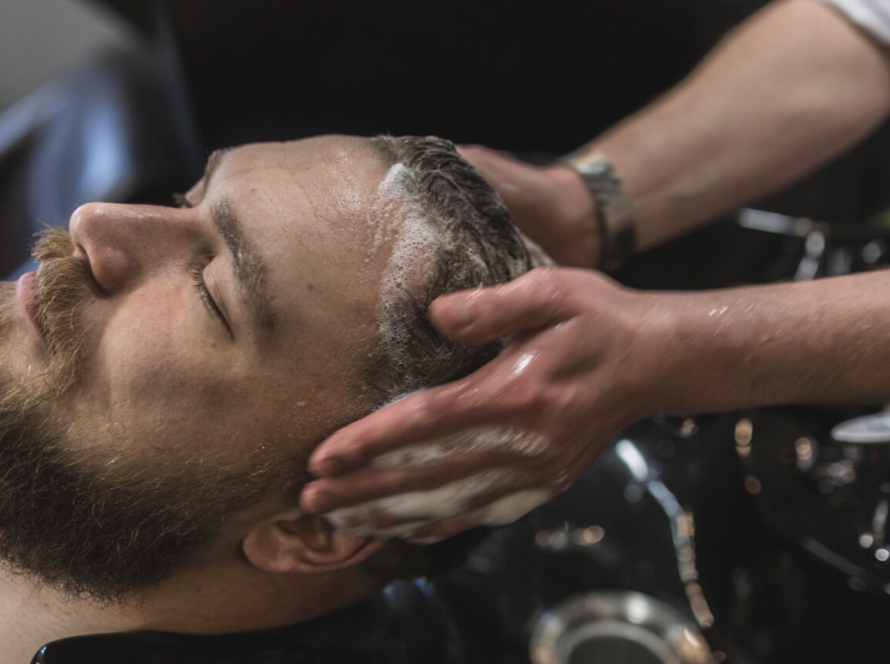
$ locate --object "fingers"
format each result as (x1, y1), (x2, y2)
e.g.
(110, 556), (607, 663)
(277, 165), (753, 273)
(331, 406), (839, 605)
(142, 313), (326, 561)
(307, 339), (571, 481)
(455, 144), (518, 179)
(302, 447), (538, 515)
(325, 483), (555, 542)
(456, 145), (545, 208)
(306, 392), (430, 477)
(306, 383), (513, 478)
(455, 144), (494, 164)
(430, 268), (578, 344)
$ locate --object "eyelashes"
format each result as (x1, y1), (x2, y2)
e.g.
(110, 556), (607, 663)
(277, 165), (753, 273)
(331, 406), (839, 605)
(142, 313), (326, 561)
(178, 199), (219, 318)
(176, 194), (234, 337)
(190, 259), (230, 333)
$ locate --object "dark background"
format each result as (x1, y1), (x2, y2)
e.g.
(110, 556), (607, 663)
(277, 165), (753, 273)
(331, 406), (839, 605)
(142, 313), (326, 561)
(91, 0), (890, 224)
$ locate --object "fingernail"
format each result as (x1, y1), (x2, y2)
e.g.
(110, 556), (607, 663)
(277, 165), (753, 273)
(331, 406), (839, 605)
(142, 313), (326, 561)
(301, 486), (330, 514)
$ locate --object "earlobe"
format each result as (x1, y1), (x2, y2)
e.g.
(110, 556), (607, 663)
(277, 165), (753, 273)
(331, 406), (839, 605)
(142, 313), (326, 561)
(242, 510), (385, 575)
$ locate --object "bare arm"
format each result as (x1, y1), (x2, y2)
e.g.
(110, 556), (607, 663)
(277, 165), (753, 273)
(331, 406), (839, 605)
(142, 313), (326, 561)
(605, 0), (890, 249)
(642, 271), (890, 411)
(466, 0), (890, 265)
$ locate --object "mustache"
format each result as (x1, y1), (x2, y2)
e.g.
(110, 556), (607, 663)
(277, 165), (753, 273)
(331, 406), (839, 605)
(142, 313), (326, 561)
(0, 281), (16, 328)
(32, 229), (92, 393)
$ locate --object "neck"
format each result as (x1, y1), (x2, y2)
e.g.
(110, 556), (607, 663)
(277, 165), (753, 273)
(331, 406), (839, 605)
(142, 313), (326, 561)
(0, 559), (382, 664)
(0, 568), (138, 664)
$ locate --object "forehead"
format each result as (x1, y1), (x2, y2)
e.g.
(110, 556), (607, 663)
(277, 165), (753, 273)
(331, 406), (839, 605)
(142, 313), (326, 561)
(207, 137), (385, 222)
(204, 137), (400, 368)
(205, 136), (394, 281)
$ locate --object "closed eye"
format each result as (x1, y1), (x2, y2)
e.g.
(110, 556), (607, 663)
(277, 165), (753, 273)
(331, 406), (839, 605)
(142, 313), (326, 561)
(177, 195), (234, 338)
(190, 260), (233, 337)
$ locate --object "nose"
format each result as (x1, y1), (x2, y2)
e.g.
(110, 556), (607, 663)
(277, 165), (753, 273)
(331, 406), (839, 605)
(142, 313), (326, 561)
(69, 203), (202, 293)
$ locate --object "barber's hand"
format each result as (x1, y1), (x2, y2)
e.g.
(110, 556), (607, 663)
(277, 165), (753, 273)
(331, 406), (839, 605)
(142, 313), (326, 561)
(300, 268), (671, 541)
(457, 145), (601, 268)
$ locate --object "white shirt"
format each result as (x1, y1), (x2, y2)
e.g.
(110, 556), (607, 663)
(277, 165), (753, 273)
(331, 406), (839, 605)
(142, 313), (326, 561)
(821, 0), (890, 44)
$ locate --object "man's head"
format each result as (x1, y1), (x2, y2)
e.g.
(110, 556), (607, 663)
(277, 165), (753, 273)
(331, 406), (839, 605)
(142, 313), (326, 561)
(0, 135), (528, 619)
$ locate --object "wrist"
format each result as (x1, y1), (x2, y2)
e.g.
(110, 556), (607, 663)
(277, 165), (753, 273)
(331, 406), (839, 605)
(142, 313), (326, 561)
(558, 149), (636, 270)
(619, 290), (699, 417)
(545, 164), (604, 268)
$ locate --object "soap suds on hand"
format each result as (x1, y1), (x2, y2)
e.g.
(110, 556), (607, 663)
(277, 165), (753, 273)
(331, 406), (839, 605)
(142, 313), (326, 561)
(325, 422), (554, 542)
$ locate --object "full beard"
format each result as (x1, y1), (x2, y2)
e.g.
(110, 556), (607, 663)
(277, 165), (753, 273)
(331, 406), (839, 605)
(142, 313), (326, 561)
(0, 232), (243, 604)
(0, 385), (281, 605)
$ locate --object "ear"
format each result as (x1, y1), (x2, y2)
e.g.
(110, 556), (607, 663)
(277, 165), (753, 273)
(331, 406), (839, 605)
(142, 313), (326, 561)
(242, 509), (386, 575)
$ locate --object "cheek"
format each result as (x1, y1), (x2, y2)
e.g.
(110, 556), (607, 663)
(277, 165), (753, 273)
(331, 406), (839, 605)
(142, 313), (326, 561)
(77, 290), (250, 446)
(104, 291), (208, 386)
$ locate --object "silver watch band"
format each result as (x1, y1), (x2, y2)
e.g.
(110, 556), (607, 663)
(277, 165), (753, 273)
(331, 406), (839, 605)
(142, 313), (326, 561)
(560, 149), (636, 270)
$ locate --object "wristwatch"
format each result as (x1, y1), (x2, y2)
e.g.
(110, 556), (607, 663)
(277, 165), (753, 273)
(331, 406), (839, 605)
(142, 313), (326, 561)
(560, 149), (636, 270)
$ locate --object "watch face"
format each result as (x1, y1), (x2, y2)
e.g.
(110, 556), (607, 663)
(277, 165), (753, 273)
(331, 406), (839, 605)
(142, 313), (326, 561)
(578, 155), (612, 179)
(562, 151), (635, 270)
(565, 150), (610, 176)
(566, 154), (621, 194)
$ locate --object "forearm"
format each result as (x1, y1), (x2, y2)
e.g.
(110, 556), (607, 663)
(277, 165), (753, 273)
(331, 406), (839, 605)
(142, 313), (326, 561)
(589, 0), (890, 250)
(646, 269), (890, 412)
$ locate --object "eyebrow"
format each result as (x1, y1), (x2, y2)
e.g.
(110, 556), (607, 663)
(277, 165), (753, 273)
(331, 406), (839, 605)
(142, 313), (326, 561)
(212, 197), (277, 342)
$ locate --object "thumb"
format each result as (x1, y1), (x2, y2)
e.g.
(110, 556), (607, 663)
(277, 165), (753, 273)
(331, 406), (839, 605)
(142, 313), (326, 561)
(430, 268), (577, 345)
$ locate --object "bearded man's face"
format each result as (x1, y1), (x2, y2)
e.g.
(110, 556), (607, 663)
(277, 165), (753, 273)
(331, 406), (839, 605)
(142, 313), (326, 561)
(0, 137), (400, 602)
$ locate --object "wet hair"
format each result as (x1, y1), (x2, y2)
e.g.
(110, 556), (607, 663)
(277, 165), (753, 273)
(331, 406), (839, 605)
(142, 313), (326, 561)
(364, 135), (530, 402)
(356, 136), (531, 579)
